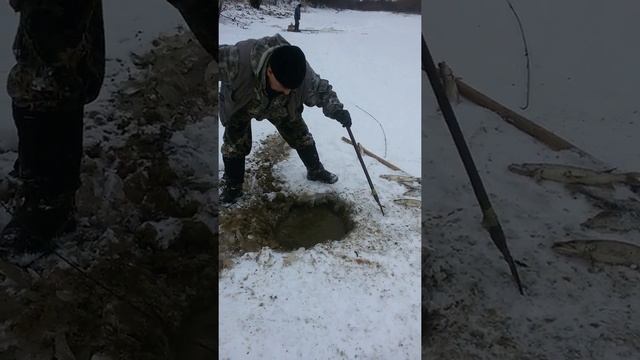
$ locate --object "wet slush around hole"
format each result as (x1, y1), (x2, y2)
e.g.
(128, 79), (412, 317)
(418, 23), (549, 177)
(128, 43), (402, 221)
(274, 204), (350, 249)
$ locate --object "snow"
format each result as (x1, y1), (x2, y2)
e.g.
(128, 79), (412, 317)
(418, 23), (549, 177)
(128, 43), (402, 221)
(219, 3), (421, 359)
(424, 0), (640, 358)
(0, 7), (18, 151)
(168, 116), (219, 181)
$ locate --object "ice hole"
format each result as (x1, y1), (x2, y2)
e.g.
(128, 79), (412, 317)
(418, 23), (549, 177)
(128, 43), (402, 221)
(274, 198), (354, 250)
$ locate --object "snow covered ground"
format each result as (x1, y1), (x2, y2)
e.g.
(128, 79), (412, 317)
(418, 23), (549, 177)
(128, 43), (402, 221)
(219, 3), (421, 359)
(424, 1), (640, 359)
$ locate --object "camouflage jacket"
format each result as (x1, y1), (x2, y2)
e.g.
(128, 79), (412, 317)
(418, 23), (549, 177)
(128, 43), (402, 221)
(6, 0), (105, 109)
(218, 34), (343, 125)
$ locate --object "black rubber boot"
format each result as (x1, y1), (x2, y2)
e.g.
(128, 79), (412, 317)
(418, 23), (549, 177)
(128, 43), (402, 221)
(296, 144), (338, 184)
(0, 193), (76, 255)
(0, 103), (83, 257)
(221, 157), (245, 204)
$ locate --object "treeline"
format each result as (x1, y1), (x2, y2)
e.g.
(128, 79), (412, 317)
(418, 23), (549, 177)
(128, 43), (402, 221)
(308, 0), (420, 14)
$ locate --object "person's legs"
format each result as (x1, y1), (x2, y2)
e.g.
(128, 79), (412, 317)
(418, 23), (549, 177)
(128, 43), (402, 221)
(295, 19), (300, 32)
(2, 0), (105, 256)
(269, 116), (338, 184)
(220, 112), (253, 203)
(2, 103), (84, 253)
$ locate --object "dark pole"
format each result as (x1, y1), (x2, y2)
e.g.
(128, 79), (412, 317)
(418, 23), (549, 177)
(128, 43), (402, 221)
(347, 127), (385, 215)
(422, 34), (524, 294)
(166, 0), (219, 59)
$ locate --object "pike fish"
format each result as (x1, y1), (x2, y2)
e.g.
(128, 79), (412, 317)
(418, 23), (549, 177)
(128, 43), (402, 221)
(568, 185), (640, 210)
(380, 174), (421, 185)
(438, 61), (460, 105)
(552, 239), (640, 267)
(403, 189), (421, 198)
(508, 163), (640, 187)
(394, 198), (421, 208)
(583, 210), (640, 233)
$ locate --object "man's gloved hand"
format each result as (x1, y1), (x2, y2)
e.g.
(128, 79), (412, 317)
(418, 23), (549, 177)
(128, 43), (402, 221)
(332, 109), (352, 128)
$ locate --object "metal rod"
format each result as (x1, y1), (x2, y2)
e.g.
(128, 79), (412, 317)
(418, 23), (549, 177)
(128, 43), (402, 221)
(422, 34), (524, 294)
(353, 104), (388, 157)
(346, 126), (385, 215)
(504, 0), (531, 110)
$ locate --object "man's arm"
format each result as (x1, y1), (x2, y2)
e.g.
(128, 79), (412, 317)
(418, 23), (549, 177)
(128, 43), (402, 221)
(302, 66), (344, 118)
(218, 44), (240, 84)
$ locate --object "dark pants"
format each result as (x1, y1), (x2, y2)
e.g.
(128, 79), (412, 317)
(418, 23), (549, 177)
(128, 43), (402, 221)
(13, 103), (84, 196)
(221, 111), (315, 159)
(295, 19), (300, 31)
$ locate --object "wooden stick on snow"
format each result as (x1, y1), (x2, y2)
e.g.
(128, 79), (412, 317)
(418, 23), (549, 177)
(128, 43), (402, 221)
(341, 137), (403, 172)
(455, 79), (580, 152)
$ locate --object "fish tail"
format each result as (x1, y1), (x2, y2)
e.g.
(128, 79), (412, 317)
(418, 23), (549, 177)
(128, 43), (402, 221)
(508, 164), (528, 176)
(625, 173), (640, 185)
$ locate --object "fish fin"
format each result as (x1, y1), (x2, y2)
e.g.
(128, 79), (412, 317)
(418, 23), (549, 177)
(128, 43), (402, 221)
(624, 173), (640, 186)
(532, 169), (545, 183)
(595, 183), (616, 191)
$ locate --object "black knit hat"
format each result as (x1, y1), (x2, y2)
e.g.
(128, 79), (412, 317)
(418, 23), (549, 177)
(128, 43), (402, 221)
(269, 45), (307, 89)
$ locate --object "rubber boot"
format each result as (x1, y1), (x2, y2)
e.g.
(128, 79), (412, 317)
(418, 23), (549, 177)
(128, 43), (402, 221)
(0, 103), (83, 257)
(221, 157), (245, 204)
(0, 192), (76, 255)
(296, 144), (338, 184)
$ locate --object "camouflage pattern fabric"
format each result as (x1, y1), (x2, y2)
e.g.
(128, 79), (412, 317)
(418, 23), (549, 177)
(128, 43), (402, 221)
(7, 0), (105, 109)
(7, 0), (218, 110)
(222, 106), (314, 158)
(219, 34), (344, 158)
